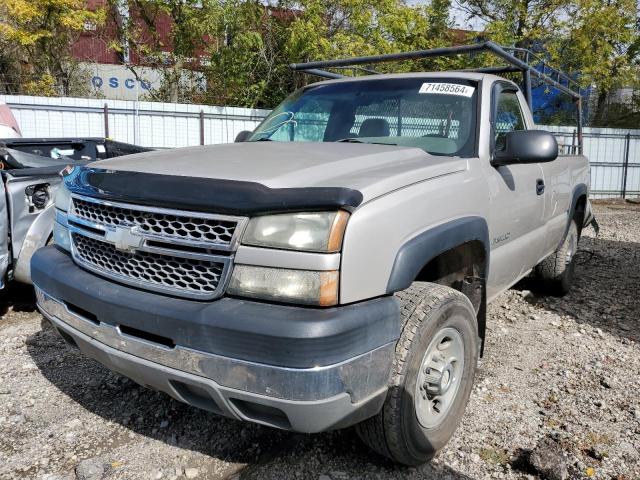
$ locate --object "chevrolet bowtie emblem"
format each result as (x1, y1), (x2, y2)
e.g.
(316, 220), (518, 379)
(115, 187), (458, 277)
(104, 226), (143, 252)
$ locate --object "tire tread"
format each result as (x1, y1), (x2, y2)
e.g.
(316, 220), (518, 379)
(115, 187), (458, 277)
(534, 220), (578, 295)
(356, 283), (473, 464)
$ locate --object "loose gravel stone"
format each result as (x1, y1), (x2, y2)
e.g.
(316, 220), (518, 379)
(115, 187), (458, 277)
(184, 467), (199, 479)
(75, 458), (107, 480)
(527, 438), (569, 480)
(0, 201), (639, 479)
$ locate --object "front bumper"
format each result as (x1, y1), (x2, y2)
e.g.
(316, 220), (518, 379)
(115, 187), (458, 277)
(32, 246), (399, 432)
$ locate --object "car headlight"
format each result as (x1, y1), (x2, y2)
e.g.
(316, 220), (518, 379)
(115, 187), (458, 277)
(242, 211), (349, 252)
(228, 265), (338, 306)
(55, 183), (72, 213)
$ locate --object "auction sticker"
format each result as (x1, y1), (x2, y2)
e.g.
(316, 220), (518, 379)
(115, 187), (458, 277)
(419, 82), (475, 97)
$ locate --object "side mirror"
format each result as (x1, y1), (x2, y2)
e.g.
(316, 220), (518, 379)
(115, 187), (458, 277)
(234, 130), (252, 143)
(492, 130), (558, 167)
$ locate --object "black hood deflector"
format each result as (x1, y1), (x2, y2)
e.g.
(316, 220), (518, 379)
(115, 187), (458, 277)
(64, 167), (363, 215)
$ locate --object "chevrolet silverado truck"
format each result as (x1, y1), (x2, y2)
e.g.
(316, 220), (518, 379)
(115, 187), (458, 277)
(32, 44), (595, 465)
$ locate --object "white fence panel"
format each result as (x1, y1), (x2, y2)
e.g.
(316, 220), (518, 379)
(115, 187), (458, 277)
(541, 125), (640, 199)
(1, 95), (269, 149)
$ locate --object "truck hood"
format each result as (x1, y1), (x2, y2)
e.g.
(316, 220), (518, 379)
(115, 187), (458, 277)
(90, 142), (467, 204)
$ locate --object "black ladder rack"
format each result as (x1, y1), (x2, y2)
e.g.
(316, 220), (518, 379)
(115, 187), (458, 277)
(290, 41), (583, 148)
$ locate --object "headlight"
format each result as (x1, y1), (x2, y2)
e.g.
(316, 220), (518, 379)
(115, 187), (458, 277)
(228, 265), (338, 306)
(242, 211), (349, 252)
(55, 183), (72, 212)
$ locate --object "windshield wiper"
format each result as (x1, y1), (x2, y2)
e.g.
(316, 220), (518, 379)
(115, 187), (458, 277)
(337, 138), (399, 146)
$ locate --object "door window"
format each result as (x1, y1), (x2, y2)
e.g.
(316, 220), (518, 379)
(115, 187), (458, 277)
(495, 91), (525, 150)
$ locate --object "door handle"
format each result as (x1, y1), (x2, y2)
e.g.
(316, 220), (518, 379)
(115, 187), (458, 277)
(536, 179), (545, 195)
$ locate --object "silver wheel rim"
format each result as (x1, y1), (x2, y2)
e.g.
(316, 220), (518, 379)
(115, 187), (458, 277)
(415, 327), (465, 429)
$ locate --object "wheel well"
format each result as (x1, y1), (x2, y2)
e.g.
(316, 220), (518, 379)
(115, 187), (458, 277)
(574, 194), (587, 236)
(413, 240), (487, 354)
(414, 240), (486, 312)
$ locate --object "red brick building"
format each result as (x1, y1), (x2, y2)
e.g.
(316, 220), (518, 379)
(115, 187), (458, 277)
(71, 0), (177, 66)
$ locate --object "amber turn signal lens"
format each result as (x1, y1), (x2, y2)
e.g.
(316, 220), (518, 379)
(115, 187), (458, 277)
(318, 271), (339, 306)
(327, 210), (350, 252)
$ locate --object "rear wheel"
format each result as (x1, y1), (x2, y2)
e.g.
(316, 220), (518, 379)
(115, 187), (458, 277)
(533, 219), (579, 296)
(355, 282), (479, 465)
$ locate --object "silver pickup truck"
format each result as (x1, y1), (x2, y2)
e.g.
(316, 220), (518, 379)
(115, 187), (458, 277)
(32, 45), (595, 465)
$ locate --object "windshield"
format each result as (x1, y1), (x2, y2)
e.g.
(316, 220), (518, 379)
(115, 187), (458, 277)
(247, 77), (478, 157)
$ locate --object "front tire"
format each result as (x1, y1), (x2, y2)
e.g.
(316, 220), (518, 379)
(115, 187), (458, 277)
(355, 283), (479, 465)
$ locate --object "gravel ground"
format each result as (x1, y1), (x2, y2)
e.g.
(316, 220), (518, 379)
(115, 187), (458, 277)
(1, 202), (639, 480)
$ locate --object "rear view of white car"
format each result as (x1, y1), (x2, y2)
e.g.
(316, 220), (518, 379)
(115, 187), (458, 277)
(0, 101), (21, 139)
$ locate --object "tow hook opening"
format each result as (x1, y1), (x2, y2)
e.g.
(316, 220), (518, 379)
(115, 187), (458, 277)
(118, 324), (176, 349)
(169, 380), (224, 415)
(65, 301), (99, 326)
(229, 398), (292, 430)
(57, 328), (79, 350)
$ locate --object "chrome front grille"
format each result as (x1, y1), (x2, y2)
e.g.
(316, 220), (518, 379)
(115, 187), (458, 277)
(67, 194), (246, 300)
(71, 197), (238, 247)
(73, 234), (225, 296)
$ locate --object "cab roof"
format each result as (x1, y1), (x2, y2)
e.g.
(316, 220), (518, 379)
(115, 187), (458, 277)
(305, 71), (509, 89)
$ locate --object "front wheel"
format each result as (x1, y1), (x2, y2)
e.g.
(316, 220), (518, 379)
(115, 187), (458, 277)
(355, 283), (479, 465)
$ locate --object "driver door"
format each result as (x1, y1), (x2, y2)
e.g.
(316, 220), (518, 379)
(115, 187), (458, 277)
(486, 83), (546, 299)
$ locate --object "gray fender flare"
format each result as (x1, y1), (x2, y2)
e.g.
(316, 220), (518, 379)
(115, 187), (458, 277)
(561, 183), (588, 246)
(385, 216), (491, 356)
(385, 216), (490, 294)
(13, 203), (55, 284)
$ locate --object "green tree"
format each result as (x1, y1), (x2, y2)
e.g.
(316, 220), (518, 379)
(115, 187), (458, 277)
(554, 0), (639, 125)
(108, 0), (212, 103)
(0, 0), (105, 95)
(201, 0), (292, 107)
(111, 0), (456, 107)
(455, 0), (571, 44)
(203, 0), (456, 107)
(455, 0), (640, 126)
